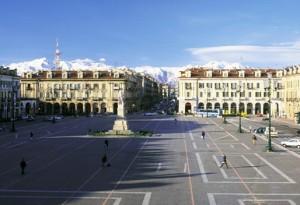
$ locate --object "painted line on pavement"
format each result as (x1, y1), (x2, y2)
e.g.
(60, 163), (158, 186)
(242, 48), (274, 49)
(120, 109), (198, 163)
(189, 131), (194, 141)
(183, 163), (187, 173)
(156, 163), (162, 172)
(195, 152), (208, 183)
(241, 155), (267, 179)
(255, 153), (296, 183)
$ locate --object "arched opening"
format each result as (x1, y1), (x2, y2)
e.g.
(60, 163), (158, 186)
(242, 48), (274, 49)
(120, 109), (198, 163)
(223, 103), (229, 114)
(231, 102), (237, 114)
(62, 103), (68, 115)
(263, 103), (269, 115)
(25, 102), (31, 114)
(46, 103), (52, 115)
(38, 102), (46, 114)
(207, 102), (212, 109)
(185, 102), (191, 113)
(101, 103), (107, 113)
(198, 102), (204, 109)
(247, 103), (253, 114)
(77, 103), (83, 114)
(113, 103), (118, 114)
(215, 102), (221, 109)
(239, 102), (245, 113)
(93, 103), (98, 114)
(255, 103), (261, 114)
(70, 103), (75, 115)
(85, 103), (91, 114)
(54, 103), (60, 114)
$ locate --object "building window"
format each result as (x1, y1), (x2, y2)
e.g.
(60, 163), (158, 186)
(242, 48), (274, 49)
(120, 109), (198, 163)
(257, 83), (260, 89)
(255, 92), (261, 97)
(185, 83), (192, 89)
(187, 92), (190, 98)
(248, 92), (251, 97)
(216, 92), (219, 97)
(199, 83), (204, 88)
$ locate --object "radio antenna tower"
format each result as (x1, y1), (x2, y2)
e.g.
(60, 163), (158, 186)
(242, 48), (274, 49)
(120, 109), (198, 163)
(54, 38), (61, 70)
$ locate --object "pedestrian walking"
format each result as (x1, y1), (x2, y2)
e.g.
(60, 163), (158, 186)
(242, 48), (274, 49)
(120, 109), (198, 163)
(252, 135), (257, 146)
(201, 131), (205, 139)
(20, 158), (27, 175)
(174, 118), (177, 123)
(104, 139), (109, 149)
(102, 154), (110, 167)
(219, 153), (228, 168)
(30, 131), (33, 140)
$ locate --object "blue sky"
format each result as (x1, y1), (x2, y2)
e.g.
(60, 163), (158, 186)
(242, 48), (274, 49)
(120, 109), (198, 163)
(1, 0), (300, 68)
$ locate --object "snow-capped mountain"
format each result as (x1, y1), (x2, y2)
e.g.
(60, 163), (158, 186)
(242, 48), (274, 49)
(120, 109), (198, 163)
(7, 58), (247, 86)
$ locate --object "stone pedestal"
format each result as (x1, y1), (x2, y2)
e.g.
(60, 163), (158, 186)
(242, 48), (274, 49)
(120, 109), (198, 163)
(107, 119), (133, 135)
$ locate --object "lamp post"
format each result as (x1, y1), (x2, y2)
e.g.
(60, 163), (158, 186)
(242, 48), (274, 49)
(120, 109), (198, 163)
(206, 88), (210, 117)
(237, 81), (243, 133)
(222, 84), (227, 123)
(265, 73), (273, 151)
(11, 86), (17, 132)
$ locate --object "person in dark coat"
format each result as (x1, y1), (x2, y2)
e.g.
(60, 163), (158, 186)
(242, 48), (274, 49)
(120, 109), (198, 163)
(20, 158), (27, 175)
(30, 131), (33, 140)
(104, 139), (109, 149)
(220, 153), (228, 168)
(102, 154), (107, 167)
(201, 131), (205, 139)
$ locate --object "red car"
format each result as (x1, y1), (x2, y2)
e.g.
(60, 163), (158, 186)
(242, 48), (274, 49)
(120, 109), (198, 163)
(256, 113), (263, 117)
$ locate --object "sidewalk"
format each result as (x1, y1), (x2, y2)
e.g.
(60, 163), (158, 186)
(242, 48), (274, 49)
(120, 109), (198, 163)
(272, 117), (300, 128)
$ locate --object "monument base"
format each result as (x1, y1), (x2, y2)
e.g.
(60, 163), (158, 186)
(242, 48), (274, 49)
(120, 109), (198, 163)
(106, 119), (133, 135)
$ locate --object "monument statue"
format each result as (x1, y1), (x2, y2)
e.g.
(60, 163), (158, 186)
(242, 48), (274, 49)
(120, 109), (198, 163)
(118, 90), (124, 106)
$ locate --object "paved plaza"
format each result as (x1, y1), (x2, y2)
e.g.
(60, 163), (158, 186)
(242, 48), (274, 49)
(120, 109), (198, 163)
(0, 115), (300, 205)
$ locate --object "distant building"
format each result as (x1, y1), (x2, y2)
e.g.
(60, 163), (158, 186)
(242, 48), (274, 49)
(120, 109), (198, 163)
(0, 66), (20, 121)
(20, 68), (161, 115)
(177, 67), (283, 118)
(281, 65), (300, 122)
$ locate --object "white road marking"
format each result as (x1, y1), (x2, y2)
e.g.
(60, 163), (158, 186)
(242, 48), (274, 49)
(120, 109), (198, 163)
(189, 131), (194, 141)
(183, 163), (187, 173)
(238, 199), (296, 205)
(230, 145), (235, 148)
(192, 142), (197, 149)
(7, 142), (27, 148)
(142, 192), (152, 205)
(195, 152), (208, 182)
(241, 155), (267, 179)
(254, 153), (296, 183)
(156, 163), (162, 172)
(241, 143), (251, 150)
(206, 144), (210, 148)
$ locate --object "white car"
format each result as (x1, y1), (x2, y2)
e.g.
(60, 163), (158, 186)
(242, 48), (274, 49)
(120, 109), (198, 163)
(281, 139), (300, 148)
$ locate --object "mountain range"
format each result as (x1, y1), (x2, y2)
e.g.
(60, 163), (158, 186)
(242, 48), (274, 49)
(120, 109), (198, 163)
(7, 58), (247, 86)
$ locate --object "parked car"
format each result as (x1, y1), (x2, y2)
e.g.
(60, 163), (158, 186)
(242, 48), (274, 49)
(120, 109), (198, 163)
(264, 127), (278, 137)
(27, 115), (35, 121)
(256, 113), (263, 117)
(253, 127), (266, 134)
(281, 139), (300, 148)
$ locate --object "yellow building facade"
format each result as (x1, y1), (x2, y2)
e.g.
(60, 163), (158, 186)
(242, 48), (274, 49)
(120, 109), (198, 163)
(20, 68), (161, 116)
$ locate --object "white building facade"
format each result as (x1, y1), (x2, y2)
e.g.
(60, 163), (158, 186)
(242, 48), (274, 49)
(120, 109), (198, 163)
(178, 68), (283, 117)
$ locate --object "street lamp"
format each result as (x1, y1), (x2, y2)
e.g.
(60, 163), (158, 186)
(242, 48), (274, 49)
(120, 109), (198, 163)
(237, 81), (243, 133)
(11, 85), (18, 132)
(206, 88), (210, 117)
(265, 73), (273, 151)
(222, 84), (228, 123)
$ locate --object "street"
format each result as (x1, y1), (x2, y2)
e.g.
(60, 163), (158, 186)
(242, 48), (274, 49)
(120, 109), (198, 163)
(0, 115), (300, 205)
